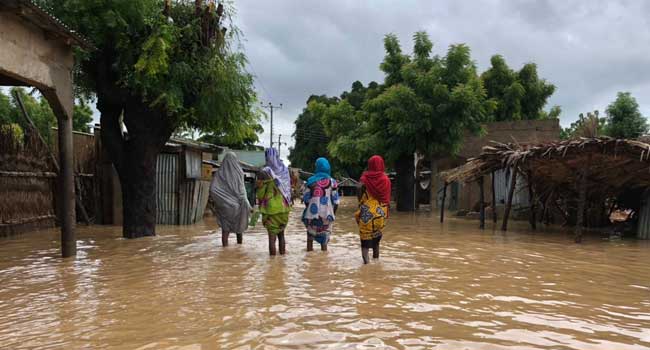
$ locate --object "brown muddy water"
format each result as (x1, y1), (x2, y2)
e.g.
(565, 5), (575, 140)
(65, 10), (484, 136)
(1, 198), (649, 350)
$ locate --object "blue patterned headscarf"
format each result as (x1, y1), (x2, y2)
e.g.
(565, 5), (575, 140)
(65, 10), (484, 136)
(306, 157), (331, 186)
(265, 147), (291, 203)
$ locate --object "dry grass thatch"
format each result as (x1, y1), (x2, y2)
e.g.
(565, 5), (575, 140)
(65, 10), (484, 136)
(441, 137), (650, 197)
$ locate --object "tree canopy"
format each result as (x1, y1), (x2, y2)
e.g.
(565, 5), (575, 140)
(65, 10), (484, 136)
(0, 88), (95, 142)
(605, 92), (648, 139)
(288, 94), (364, 179)
(42, 0), (261, 237)
(560, 111), (606, 139)
(561, 92), (648, 140)
(324, 32), (493, 163)
(481, 55), (558, 121)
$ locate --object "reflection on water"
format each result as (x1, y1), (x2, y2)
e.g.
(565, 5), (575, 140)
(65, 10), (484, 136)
(0, 198), (649, 349)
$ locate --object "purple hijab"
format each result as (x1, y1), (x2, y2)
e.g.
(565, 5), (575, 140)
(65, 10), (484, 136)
(265, 147), (291, 203)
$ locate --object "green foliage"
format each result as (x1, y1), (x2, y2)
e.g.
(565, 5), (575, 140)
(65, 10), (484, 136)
(604, 92), (648, 139)
(0, 91), (11, 125)
(288, 95), (360, 178)
(198, 121), (264, 150)
(560, 111), (606, 140)
(325, 33), (493, 166)
(481, 55), (556, 121)
(7, 88), (57, 144)
(73, 99), (94, 133)
(0, 123), (24, 143)
(46, 0), (259, 141)
(0, 89), (95, 140)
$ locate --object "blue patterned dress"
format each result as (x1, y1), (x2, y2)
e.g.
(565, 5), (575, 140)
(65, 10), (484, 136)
(301, 178), (340, 244)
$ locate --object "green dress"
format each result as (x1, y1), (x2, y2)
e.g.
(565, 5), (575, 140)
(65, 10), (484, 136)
(256, 179), (290, 235)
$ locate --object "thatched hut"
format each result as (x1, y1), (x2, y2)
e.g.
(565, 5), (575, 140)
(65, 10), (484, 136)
(440, 137), (650, 241)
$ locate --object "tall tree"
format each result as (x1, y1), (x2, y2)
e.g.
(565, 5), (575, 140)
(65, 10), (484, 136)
(326, 32), (493, 211)
(481, 55), (558, 121)
(605, 92), (648, 139)
(47, 1), (259, 237)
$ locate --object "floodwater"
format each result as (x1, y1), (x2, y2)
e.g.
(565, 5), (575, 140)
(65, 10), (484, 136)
(1, 199), (649, 350)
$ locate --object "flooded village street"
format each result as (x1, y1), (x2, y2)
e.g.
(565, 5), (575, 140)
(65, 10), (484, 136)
(1, 198), (649, 350)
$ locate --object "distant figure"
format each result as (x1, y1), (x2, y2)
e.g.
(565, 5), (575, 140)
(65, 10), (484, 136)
(302, 157), (340, 252)
(355, 155), (391, 264)
(210, 152), (251, 246)
(257, 148), (292, 256)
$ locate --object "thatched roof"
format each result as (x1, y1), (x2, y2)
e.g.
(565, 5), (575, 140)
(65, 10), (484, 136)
(440, 137), (650, 197)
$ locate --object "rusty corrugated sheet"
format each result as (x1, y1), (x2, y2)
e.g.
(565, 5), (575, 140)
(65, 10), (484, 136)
(156, 153), (179, 225)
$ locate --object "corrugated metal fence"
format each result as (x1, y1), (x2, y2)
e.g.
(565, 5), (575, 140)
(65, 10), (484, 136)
(156, 153), (179, 225)
(156, 152), (210, 225)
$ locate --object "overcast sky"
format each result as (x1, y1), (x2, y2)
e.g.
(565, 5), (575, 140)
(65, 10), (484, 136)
(234, 0), (650, 159)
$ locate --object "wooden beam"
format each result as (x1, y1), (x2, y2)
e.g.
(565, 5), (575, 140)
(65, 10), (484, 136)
(528, 170), (536, 230)
(491, 170), (497, 223)
(440, 182), (447, 223)
(479, 176), (485, 229)
(0, 170), (57, 178)
(575, 168), (588, 243)
(501, 165), (518, 231)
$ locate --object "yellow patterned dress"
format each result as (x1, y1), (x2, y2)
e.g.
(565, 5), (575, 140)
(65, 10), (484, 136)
(355, 190), (388, 241)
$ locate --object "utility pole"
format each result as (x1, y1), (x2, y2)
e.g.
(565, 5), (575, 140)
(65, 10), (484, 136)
(277, 134), (288, 156)
(261, 101), (282, 148)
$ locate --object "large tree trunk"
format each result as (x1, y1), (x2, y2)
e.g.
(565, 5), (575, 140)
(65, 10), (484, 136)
(119, 136), (161, 238)
(395, 153), (416, 212)
(98, 90), (173, 238)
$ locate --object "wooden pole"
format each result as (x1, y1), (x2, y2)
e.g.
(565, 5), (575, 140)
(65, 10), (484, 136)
(501, 165), (518, 231)
(14, 92), (90, 226)
(440, 182), (448, 223)
(430, 155), (438, 212)
(57, 116), (76, 257)
(491, 170), (497, 223)
(575, 169), (588, 243)
(479, 176), (485, 229)
(528, 170), (536, 230)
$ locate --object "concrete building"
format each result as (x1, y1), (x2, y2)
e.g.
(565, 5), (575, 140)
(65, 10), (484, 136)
(0, 0), (92, 257)
(429, 119), (561, 214)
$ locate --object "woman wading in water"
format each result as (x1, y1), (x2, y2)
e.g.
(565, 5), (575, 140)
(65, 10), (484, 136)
(257, 148), (292, 255)
(302, 157), (340, 252)
(209, 152), (251, 246)
(355, 155), (391, 264)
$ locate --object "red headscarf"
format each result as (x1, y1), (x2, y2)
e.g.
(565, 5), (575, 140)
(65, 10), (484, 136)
(360, 155), (391, 204)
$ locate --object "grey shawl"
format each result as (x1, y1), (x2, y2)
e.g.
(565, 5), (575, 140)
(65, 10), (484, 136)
(209, 152), (251, 233)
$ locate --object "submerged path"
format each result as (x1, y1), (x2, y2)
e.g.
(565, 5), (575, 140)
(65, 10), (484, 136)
(0, 198), (649, 349)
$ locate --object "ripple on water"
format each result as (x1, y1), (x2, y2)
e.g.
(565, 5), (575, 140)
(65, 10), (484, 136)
(0, 198), (649, 349)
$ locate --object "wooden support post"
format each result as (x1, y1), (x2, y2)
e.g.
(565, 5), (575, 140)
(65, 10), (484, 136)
(528, 171), (536, 230)
(57, 115), (76, 257)
(479, 176), (485, 229)
(491, 171), (497, 223)
(440, 182), (448, 223)
(575, 169), (588, 243)
(430, 156), (438, 212)
(501, 165), (518, 231)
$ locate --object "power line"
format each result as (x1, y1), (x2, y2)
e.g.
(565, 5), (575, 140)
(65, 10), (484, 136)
(246, 61), (273, 102)
(261, 101), (282, 148)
